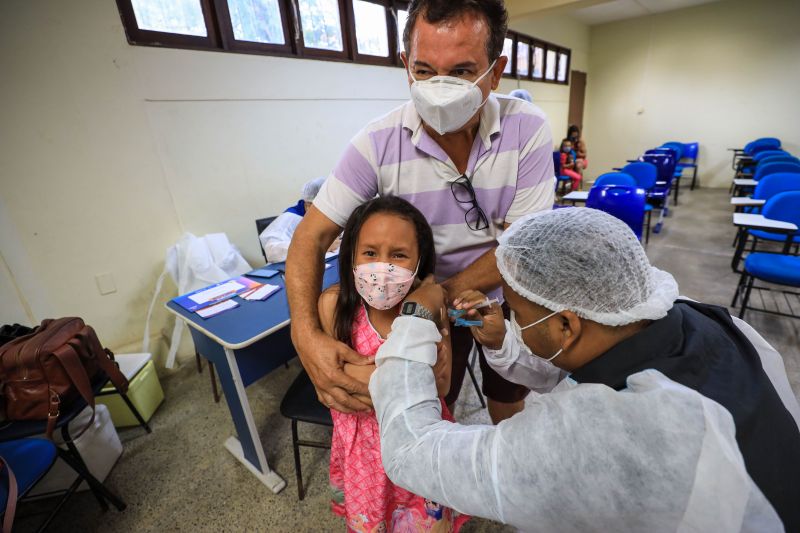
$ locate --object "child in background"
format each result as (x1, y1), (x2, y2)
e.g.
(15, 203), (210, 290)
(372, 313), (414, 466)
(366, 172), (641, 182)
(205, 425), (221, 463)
(560, 138), (582, 191)
(318, 196), (467, 533)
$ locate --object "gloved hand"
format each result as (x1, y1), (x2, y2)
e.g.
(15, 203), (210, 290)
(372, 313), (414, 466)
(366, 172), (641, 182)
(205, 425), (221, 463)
(453, 290), (506, 350)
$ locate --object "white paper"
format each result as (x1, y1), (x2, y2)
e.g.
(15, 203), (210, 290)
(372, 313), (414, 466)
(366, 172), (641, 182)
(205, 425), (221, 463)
(188, 280), (245, 305)
(196, 299), (239, 318)
(244, 284), (281, 301)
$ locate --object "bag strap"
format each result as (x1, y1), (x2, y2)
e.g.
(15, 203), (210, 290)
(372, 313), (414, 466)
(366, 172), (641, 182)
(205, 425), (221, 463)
(77, 327), (128, 393)
(49, 343), (96, 441)
(0, 456), (17, 533)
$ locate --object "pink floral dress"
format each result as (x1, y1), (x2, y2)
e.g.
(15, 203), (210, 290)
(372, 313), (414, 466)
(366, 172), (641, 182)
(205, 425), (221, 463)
(330, 304), (468, 533)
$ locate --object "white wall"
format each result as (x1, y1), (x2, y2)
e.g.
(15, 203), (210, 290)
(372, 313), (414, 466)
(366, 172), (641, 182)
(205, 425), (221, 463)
(0, 0), (583, 367)
(583, 0), (800, 187)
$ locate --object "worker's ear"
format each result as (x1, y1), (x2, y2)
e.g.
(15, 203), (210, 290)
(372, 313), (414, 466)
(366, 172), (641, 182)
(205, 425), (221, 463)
(558, 311), (582, 351)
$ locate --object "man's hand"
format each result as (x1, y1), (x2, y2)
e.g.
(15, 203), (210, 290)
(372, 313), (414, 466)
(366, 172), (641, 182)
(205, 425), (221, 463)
(453, 289), (506, 350)
(297, 330), (373, 413)
(404, 275), (447, 329)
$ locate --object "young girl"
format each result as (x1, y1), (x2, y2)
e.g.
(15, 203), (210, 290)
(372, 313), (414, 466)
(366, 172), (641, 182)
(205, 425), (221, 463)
(560, 138), (582, 191)
(318, 196), (467, 533)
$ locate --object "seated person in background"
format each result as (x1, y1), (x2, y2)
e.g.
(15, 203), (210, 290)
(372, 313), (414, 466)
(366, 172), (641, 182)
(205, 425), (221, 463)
(508, 88), (532, 103)
(559, 138), (582, 191)
(318, 196), (467, 533)
(259, 177), (328, 263)
(568, 124), (588, 170)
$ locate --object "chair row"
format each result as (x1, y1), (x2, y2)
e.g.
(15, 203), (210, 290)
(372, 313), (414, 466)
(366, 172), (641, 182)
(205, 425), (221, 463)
(727, 138), (799, 321)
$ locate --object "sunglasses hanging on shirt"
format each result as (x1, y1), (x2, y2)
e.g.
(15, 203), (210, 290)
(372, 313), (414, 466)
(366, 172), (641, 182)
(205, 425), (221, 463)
(450, 175), (490, 231)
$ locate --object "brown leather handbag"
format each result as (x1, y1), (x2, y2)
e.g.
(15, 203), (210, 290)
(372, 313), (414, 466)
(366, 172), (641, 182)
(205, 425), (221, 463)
(0, 317), (128, 439)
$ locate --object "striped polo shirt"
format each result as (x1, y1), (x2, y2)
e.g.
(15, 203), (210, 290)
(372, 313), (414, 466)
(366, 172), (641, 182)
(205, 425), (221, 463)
(315, 94), (554, 282)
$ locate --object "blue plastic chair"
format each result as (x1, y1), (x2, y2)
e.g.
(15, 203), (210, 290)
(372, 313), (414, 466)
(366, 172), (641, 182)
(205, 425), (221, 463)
(553, 151), (571, 195)
(732, 191), (800, 320)
(622, 162), (657, 189)
(593, 172), (636, 188)
(641, 152), (676, 232)
(757, 155), (800, 167)
(677, 142), (700, 190)
(731, 138), (782, 173)
(587, 185), (647, 241)
(746, 173), (800, 214)
(731, 189), (800, 272)
(0, 438), (75, 532)
(753, 162), (800, 182)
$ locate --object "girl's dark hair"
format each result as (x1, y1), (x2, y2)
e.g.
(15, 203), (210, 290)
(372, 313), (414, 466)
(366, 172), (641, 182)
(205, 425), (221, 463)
(333, 196), (436, 348)
(403, 0), (508, 62)
(568, 124), (581, 138)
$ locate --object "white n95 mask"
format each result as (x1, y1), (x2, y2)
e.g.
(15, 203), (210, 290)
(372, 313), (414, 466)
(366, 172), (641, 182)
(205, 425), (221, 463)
(409, 60), (496, 136)
(510, 309), (563, 363)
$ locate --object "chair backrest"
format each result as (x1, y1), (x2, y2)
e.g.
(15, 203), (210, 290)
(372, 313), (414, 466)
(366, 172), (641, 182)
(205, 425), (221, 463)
(753, 173), (800, 201)
(753, 149), (789, 162)
(681, 142), (699, 161)
(661, 142), (684, 160)
(622, 162), (658, 190)
(745, 138), (781, 155)
(762, 191), (800, 227)
(594, 172), (636, 188)
(642, 151), (676, 183)
(552, 151), (562, 175)
(586, 185), (646, 240)
(255, 216), (278, 263)
(753, 162), (800, 182)
(758, 155), (800, 167)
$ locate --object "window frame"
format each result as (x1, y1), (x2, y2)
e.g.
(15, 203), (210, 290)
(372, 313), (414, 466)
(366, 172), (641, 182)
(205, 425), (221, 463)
(115, 0), (221, 50)
(114, 0), (572, 83)
(214, 0), (296, 56)
(347, 0), (396, 67)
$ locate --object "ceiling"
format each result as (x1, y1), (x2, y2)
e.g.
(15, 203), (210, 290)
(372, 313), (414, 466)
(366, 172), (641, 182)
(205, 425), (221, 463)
(570, 0), (725, 25)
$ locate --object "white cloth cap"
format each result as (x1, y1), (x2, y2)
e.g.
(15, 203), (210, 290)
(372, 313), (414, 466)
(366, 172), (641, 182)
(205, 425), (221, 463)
(301, 176), (326, 202)
(496, 208), (679, 326)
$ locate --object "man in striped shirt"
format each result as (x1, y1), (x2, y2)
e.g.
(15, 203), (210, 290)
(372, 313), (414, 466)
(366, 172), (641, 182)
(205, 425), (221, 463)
(286, 0), (554, 421)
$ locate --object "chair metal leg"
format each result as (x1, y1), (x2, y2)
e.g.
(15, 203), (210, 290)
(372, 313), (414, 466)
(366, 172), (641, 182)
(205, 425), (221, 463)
(35, 475), (83, 532)
(208, 361), (221, 403)
(731, 229), (749, 272)
(645, 210), (652, 245)
(466, 349), (486, 409)
(690, 166), (698, 190)
(195, 351), (203, 374)
(60, 424), (108, 511)
(291, 419), (304, 500)
(739, 273), (755, 319)
(732, 268), (749, 307)
(117, 390), (152, 433)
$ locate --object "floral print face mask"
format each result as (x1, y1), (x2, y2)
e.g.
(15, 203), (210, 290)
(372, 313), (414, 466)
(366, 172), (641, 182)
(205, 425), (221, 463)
(353, 261), (418, 310)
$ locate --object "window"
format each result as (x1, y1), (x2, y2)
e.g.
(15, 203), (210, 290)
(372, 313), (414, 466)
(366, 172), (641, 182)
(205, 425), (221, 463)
(532, 44), (544, 79)
(396, 6), (408, 54)
(502, 37), (513, 74)
(131, 0), (207, 35)
(557, 51), (569, 83)
(545, 47), (557, 81)
(116, 0), (570, 80)
(516, 41), (529, 77)
(227, 0), (285, 45)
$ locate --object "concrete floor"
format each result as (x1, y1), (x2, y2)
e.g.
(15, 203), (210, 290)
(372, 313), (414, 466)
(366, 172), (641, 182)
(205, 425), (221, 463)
(16, 187), (799, 532)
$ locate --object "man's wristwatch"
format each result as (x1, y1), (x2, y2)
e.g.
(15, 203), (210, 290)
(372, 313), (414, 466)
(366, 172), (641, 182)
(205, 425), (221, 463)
(400, 301), (436, 324)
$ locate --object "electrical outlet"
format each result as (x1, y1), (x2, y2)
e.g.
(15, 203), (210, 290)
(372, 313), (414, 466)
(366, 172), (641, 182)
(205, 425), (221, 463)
(95, 272), (117, 295)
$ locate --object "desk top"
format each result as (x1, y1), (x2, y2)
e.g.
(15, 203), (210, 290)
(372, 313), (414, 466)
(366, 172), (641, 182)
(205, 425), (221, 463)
(733, 178), (757, 186)
(166, 258), (340, 349)
(730, 197), (766, 206)
(563, 191), (589, 201)
(733, 213), (798, 232)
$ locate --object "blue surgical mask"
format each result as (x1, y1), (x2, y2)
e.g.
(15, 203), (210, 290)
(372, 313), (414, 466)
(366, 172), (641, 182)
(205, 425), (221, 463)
(509, 309), (563, 363)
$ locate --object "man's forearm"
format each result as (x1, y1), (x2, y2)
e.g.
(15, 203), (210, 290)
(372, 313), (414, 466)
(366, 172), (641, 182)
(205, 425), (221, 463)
(442, 247), (502, 296)
(285, 227), (327, 340)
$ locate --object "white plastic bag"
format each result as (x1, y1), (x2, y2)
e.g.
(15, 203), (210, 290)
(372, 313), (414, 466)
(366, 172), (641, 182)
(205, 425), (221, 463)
(143, 233), (251, 368)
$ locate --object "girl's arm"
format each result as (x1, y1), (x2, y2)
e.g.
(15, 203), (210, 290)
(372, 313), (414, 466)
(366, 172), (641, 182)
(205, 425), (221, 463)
(318, 287), (376, 401)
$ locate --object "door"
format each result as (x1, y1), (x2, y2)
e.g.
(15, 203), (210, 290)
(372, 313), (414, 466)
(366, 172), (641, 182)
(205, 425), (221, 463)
(568, 70), (587, 131)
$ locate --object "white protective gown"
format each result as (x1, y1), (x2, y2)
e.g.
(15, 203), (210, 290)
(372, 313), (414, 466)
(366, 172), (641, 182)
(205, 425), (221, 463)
(369, 316), (786, 533)
(259, 211), (302, 264)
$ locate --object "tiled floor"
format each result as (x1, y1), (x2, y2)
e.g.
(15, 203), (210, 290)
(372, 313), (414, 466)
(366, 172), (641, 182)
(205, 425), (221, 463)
(16, 187), (799, 532)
